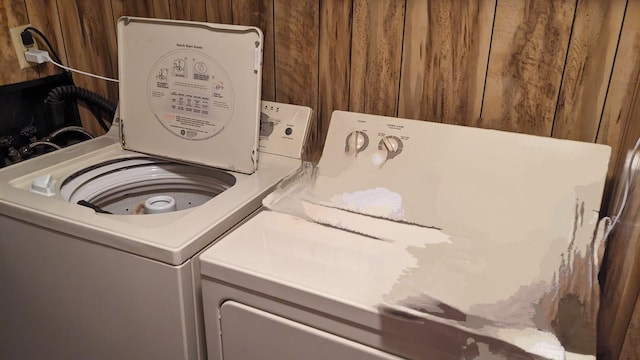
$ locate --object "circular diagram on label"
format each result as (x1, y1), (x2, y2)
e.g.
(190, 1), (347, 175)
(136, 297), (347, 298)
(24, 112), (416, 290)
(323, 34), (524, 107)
(147, 50), (234, 141)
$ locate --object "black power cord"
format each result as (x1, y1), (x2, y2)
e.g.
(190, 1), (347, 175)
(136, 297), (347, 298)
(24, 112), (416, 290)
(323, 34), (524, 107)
(21, 27), (64, 67)
(19, 27), (116, 133)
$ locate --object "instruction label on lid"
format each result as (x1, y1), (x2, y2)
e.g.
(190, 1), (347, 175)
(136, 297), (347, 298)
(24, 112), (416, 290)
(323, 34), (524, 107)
(147, 49), (234, 140)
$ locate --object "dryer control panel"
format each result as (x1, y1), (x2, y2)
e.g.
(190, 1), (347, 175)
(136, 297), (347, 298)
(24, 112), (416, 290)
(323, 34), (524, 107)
(258, 101), (311, 160)
(338, 113), (412, 169)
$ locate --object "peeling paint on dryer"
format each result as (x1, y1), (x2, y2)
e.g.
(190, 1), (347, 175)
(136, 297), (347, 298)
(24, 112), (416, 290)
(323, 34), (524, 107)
(263, 110), (612, 358)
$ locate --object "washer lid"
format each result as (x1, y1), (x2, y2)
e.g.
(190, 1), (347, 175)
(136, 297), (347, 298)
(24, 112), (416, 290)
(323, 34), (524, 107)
(117, 17), (263, 174)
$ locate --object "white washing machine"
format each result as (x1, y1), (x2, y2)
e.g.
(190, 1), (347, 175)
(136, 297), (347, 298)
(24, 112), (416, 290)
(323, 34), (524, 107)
(200, 111), (611, 359)
(0, 17), (311, 360)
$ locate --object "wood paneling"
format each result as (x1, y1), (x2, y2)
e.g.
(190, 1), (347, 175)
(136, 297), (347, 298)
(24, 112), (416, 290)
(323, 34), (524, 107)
(552, 0), (626, 142)
(398, 0), (495, 125)
(205, 0), (232, 23)
(0, 0), (38, 84)
(24, 0), (68, 77)
(273, 0), (318, 108)
(481, 0), (575, 136)
(597, 0), (640, 195)
(599, 139), (640, 360)
(57, 0), (118, 135)
(168, 0), (206, 21)
(620, 291), (640, 359)
(349, 0), (405, 116)
(112, 0), (171, 20)
(599, 21), (640, 356)
(318, 0), (352, 153)
(232, 0), (275, 101)
(273, 0), (319, 160)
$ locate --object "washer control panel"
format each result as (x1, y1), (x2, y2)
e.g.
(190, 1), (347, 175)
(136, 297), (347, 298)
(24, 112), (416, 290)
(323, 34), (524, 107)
(258, 101), (312, 159)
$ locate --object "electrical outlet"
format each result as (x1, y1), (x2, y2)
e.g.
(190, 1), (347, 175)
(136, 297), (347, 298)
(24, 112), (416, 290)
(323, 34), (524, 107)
(9, 24), (38, 69)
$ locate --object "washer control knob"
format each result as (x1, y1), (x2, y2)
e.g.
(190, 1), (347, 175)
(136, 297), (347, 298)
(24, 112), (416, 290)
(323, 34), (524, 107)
(378, 136), (403, 159)
(345, 131), (368, 154)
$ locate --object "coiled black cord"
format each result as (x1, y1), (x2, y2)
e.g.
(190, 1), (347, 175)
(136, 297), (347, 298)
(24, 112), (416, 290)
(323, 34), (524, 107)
(45, 85), (116, 132)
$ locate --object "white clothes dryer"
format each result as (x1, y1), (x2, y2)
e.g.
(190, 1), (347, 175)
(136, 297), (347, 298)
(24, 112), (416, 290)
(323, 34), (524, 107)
(0, 16), (311, 360)
(200, 111), (611, 359)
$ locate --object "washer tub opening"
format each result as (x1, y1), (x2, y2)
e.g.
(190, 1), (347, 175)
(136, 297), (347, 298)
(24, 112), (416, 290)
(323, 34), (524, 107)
(60, 157), (236, 215)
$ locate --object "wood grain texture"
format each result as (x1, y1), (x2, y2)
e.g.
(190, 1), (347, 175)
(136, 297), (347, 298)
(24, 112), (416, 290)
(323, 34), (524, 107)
(272, 0), (318, 106)
(168, 0), (206, 21)
(552, 0), (626, 142)
(205, 0), (232, 23)
(24, 0), (68, 77)
(349, 0), (405, 116)
(620, 290), (640, 360)
(0, 0), (38, 84)
(273, 0), (319, 160)
(398, 0), (495, 125)
(598, 28), (640, 357)
(318, 0), (352, 156)
(481, 0), (575, 136)
(233, 0), (275, 101)
(596, 0), (640, 192)
(112, 0), (171, 20)
(599, 152), (640, 360)
(57, 0), (118, 134)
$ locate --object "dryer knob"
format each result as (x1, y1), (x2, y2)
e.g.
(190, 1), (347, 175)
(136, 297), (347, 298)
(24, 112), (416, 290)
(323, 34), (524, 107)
(378, 136), (403, 160)
(345, 131), (368, 154)
(382, 137), (399, 152)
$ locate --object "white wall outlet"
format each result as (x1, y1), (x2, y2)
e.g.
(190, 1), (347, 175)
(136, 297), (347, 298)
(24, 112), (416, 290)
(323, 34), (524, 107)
(9, 24), (39, 69)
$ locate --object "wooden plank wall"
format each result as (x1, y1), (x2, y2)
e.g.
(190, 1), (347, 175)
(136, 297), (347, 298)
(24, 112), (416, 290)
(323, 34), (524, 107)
(600, 9), (640, 356)
(1, 0), (640, 358)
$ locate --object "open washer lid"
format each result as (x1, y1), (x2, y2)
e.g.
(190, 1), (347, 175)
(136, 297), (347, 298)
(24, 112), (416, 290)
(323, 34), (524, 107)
(117, 17), (263, 174)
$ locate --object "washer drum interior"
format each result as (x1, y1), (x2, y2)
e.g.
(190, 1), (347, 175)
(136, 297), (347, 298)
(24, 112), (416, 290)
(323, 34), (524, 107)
(60, 157), (236, 215)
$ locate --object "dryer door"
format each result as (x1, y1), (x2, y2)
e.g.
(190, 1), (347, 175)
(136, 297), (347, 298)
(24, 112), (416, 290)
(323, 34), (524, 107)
(219, 301), (399, 359)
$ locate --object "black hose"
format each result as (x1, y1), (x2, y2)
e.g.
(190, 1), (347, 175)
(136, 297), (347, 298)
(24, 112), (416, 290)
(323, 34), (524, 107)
(45, 85), (115, 132)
